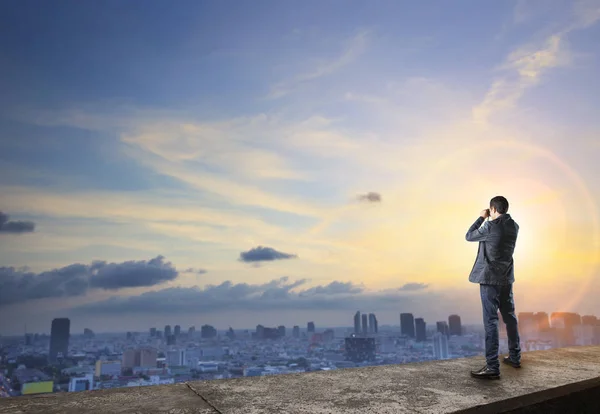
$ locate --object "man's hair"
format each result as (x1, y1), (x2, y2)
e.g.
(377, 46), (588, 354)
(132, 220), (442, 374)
(490, 196), (509, 214)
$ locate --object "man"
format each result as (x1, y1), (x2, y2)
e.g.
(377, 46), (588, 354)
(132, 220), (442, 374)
(465, 196), (521, 380)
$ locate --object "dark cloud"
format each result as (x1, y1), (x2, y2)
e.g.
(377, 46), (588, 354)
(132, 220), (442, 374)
(72, 277), (445, 316)
(357, 192), (381, 203)
(0, 256), (179, 306)
(239, 246), (297, 263)
(398, 282), (429, 291)
(184, 268), (208, 275)
(0, 211), (35, 234)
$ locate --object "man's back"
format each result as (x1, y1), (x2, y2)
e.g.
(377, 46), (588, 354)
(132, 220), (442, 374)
(467, 214), (519, 285)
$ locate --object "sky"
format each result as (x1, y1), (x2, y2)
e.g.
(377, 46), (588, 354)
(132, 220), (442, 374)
(1, 0), (600, 335)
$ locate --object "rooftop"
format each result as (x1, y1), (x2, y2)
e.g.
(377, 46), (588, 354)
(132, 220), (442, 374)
(1, 345), (599, 413)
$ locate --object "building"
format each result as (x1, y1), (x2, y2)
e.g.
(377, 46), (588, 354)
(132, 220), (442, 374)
(83, 328), (95, 339)
(149, 328), (157, 337)
(188, 326), (196, 336)
(68, 374), (94, 392)
(122, 349), (137, 369)
(49, 318), (70, 363)
(122, 348), (157, 369)
(166, 335), (176, 346)
(361, 313), (368, 335)
(174, 325), (181, 337)
(95, 360), (122, 377)
(354, 311), (361, 334)
(518, 312), (538, 338)
(536, 312), (550, 331)
(551, 312), (581, 346)
(448, 314), (462, 336)
(433, 332), (449, 359)
(436, 321), (449, 337)
(139, 348), (158, 368)
(415, 318), (426, 342)
(164, 325), (172, 337)
(166, 350), (186, 367)
(307, 322), (315, 333)
(292, 325), (300, 338)
(201, 324), (217, 338)
(368, 313), (378, 334)
(344, 336), (376, 362)
(400, 313), (415, 338)
(277, 325), (286, 337)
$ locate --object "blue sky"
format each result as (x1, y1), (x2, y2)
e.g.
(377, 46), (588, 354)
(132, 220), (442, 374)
(1, 0), (600, 335)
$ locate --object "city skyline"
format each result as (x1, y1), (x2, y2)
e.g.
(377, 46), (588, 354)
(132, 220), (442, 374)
(2, 0), (600, 334)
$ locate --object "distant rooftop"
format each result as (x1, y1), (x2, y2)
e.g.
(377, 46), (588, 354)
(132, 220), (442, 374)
(1, 345), (599, 413)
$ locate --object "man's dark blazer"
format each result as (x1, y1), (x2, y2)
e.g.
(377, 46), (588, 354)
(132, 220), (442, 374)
(465, 214), (519, 285)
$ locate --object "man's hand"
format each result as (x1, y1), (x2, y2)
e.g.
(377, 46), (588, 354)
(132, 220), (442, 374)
(480, 209), (490, 219)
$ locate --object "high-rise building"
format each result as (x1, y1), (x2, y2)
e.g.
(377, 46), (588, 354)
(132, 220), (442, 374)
(278, 325), (286, 337)
(582, 315), (598, 326)
(174, 325), (181, 337)
(164, 325), (172, 337)
(292, 325), (300, 338)
(518, 312), (538, 338)
(448, 314), (462, 336)
(149, 328), (157, 337)
(354, 311), (361, 334)
(139, 348), (157, 368)
(83, 328), (95, 339)
(361, 313), (368, 335)
(166, 349), (186, 367)
(166, 335), (176, 346)
(122, 349), (137, 369)
(436, 321), (449, 337)
(415, 318), (426, 342)
(535, 312), (550, 331)
(307, 321), (315, 333)
(551, 312), (581, 346)
(400, 313), (415, 338)
(433, 332), (449, 359)
(368, 313), (378, 334)
(345, 337), (376, 362)
(201, 324), (217, 339)
(49, 318), (70, 363)
(126, 331), (132, 340)
(188, 326), (196, 336)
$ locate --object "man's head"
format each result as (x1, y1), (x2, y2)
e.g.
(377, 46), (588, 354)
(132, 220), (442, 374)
(489, 196), (509, 219)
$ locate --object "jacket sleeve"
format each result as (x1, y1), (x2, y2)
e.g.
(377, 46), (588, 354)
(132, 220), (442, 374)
(465, 217), (491, 242)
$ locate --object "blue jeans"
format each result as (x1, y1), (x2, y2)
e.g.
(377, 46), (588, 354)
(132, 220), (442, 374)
(480, 284), (521, 371)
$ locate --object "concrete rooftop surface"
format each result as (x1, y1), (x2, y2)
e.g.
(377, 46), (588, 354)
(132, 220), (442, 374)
(1, 345), (599, 414)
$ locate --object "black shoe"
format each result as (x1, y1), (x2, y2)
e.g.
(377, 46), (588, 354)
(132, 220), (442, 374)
(470, 365), (500, 380)
(502, 356), (521, 368)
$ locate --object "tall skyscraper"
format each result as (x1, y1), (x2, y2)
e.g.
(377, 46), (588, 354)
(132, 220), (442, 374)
(174, 325), (181, 337)
(149, 327), (157, 337)
(307, 321), (315, 333)
(188, 326), (195, 336)
(551, 312), (581, 346)
(292, 325), (300, 338)
(164, 325), (172, 337)
(361, 313), (368, 335)
(400, 313), (415, 338)
(436, 321), (449, 337)
(354, 311), (361, 334)
(448, 314), (462, 336)
(415, 318), (426, 342)
(277, 325), (286, 337)
(49, 318), (70, 363)
(433, 332), (449, 359)
(368, 313), (378, 334)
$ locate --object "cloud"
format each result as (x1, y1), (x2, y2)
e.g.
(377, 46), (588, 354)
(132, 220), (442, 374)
(239, 246), (297, 263)
(184, 268), (208, 275)
(398, 282), (429, 291)
(298, 281), (364, 296)
(72, 277), (452, 315)
(268, 29), (370, 99)
(357, 192), (381, 203)
(473, 0), (600, 124)
(0, 211), (35, 234)
(0, 256), (178, 306)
